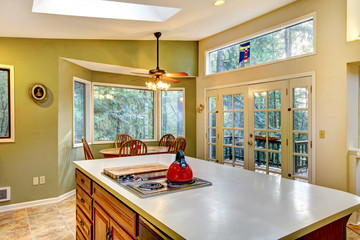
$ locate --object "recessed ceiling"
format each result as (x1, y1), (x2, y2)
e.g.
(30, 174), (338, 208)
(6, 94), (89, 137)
(0, 0), (296, 40)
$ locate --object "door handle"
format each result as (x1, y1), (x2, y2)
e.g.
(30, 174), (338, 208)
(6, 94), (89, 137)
(247, 141), (253, 146)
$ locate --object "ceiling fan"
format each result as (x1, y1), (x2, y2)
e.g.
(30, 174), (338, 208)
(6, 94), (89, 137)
(132, 32), (188, 89)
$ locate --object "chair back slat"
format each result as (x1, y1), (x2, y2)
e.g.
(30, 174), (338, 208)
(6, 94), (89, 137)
(115, 134), (133, 149)
(158, 134), (175, 147)
(82, 137), (94, 160)
(168, 137), (186, 153)
(119, 139), (147, 157)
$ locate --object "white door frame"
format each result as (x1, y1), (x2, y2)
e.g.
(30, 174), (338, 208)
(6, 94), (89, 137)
(203, 71), (316, 184)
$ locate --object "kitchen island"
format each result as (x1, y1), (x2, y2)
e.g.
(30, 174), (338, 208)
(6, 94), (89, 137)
(73, 154), (360, 239)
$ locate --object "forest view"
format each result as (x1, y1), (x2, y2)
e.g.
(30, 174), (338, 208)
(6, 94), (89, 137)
(93, 86), (154, 141)
(161, 90), (184, 138)
(209, 19), (313, 74)
(0, 69), (9, 138)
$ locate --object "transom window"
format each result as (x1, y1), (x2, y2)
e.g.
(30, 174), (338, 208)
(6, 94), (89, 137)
(207, 16), (314, 75)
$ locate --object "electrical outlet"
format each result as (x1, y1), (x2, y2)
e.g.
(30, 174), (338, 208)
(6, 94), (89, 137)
(33, 177), (39, 186)
(319, 130), (325, 139)
(40, 176), (45, 185)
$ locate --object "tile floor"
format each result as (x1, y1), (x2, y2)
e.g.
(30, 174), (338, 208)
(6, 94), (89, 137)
(0, 194), (360, 239)
(0, 195), (75, 240)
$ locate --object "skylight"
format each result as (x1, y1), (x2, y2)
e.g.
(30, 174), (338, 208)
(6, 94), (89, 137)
(32, 0), (181, 22)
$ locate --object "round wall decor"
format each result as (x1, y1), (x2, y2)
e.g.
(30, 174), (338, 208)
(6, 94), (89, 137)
(29, 83), (48, 103)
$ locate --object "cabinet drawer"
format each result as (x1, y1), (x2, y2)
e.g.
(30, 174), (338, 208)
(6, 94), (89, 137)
(93, 183), (137, 238)
(76, 185), (93, 220)
(76, 206), (92, 240)
(75, 169), (92, 195)
(76, 226), (87, 240)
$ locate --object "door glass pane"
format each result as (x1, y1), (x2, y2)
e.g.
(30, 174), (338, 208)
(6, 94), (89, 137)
(293, 88), (308, 108)
(269, 132), (281, 151)
(208, 129), (216, 143)
(254, 112), (266, 129)
(234, 148), (244, 164)
(223, 130), (233, 145)
(223, 112), (233, 128)
(209, 112), (216, 127)
(254, 131), (266, 149)
(234, 94), (244, 110)
(234, 112), (244, 128)
(268, 111), (281, 130)
(223, 146), (233, 163)
(293, 110), (308, 131)
(255, 150), (266, 169)
(268, 90), (281, 109)
(293, 133), (308, 154)
(293, 155), (308, 178)
(208, 97), (216, 111)
(254, 92), (266, 110)
(223, 95), (233, 111)
(208, 145), (216, 159)
(234, 130), (244, 146)
(268, 152), (281, 172)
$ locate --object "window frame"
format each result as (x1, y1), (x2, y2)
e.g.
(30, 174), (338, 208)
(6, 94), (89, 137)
(158, 88), (186, 139)
(72, 77), (91, 148)
(205, 12), (316, 76)
(0, 64), (15, 143)
(91, 82), (158, 144)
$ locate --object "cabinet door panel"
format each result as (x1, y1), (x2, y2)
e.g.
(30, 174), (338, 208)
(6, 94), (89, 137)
(111, 219), (133, 240)
(93, 202), (110, 240)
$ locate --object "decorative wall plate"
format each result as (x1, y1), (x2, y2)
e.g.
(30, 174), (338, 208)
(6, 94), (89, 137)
(29, 83), (48, 103)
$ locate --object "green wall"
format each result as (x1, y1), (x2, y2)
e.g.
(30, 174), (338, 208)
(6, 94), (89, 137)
(0, 38), (198, 205)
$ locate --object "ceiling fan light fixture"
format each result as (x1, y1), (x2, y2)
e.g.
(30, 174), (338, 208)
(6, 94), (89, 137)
(145, 80), (170, 91)
(214, 0), (226, 6)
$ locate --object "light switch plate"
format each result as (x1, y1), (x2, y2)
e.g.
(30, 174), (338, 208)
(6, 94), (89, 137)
(319, 130), (325, 139)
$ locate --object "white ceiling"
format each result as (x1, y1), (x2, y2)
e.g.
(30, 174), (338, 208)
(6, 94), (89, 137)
(0, 0), (296, 40)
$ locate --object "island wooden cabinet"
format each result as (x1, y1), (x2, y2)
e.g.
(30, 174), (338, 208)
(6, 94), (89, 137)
(75, 169), (169, 240)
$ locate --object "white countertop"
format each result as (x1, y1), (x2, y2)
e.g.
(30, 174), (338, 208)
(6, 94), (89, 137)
(73, 154), (360, 240)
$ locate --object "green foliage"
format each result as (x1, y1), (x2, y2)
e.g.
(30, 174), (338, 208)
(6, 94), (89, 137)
(0, 69), (9, 137)
(93, 86), (154, 141)
(74, 82), (85, 144)
(209, 19), (313, 74)
(161, 90), (184, 138)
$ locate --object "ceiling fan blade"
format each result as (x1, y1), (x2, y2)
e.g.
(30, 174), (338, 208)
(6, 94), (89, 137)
(166, 72), (189, 77)
(162, 77), (181, 83)
(130, 72), (150, 76)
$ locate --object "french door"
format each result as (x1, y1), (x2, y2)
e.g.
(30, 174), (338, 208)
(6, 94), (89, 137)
(205, 77), (312, 182)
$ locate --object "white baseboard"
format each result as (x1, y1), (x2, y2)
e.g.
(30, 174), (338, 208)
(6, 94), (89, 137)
(0, 189), (76, 213)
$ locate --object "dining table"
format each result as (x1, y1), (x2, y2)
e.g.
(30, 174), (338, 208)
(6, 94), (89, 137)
(99, 145), (169, 158)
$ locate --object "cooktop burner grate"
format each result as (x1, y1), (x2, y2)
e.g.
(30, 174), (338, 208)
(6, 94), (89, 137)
(166, 179), (195, 188)
(138, 182), (164, 191)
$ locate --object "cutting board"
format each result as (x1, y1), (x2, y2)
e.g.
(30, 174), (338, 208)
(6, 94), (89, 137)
(103, 163), (169, 180)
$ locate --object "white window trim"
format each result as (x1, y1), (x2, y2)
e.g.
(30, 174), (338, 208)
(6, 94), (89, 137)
(158, 88), (186, 139)
(91, 82), (158, 144)
(73, 77), (91, 148)
(205, 12), (317, 76)
(0, 64), (15, 143)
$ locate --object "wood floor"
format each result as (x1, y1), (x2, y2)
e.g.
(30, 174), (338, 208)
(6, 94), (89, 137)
(0, 194), (360, 239)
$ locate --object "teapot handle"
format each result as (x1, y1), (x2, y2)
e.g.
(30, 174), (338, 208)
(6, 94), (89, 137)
(176, 151), (187, 169)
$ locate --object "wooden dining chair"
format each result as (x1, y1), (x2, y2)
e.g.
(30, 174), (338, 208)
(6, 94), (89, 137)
(115, 134), (133, 149)
(82, 137), (94, 160)
(158, 134), (175, 147)
(168, 137), (186, 153)
(119, 139), (147, 157)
